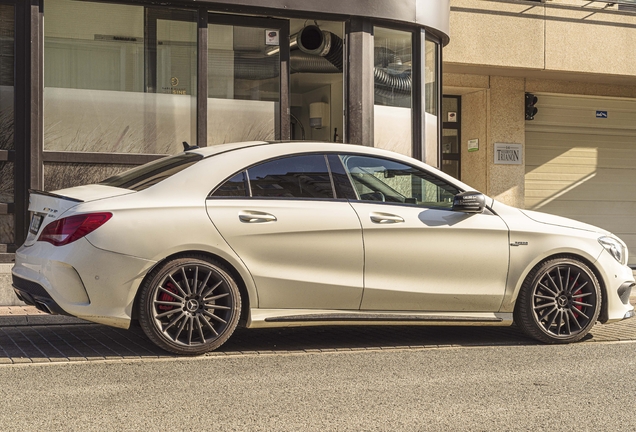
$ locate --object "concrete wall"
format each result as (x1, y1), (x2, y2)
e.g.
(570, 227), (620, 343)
(446, 0), (636, 80)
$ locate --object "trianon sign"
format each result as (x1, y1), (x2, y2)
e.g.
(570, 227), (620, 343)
(494, 143), (522, 165)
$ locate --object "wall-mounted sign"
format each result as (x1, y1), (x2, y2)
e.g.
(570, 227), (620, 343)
(596, 110), (608, 118)
(266, 30), (279, 46)
(447, 112), (457, 122)
(494, 143), (522, 165)
(467, 139), (479, 152)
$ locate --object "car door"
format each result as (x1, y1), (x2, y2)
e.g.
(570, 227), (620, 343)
(206, 153), (364, 310)
(339, 154), (510, 312)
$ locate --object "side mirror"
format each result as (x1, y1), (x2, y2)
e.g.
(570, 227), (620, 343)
(452, 191), (486, 214)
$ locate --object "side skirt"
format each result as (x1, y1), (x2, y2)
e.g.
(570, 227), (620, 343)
(247, 309), (514, 328)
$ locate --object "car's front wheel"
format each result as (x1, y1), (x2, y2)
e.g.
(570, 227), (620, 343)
(514, 257), (601, 344)
(138, 256), (241, 355)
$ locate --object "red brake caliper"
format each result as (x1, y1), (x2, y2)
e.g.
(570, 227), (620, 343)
(158, 282), (178, 311)
(571, 276), (583, 319)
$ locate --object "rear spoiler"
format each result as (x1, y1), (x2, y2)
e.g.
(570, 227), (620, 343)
(29, 189), (84, 203)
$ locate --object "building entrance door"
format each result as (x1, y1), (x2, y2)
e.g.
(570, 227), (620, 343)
(441, 95), (461, 179)
(207, 14), (289, 144)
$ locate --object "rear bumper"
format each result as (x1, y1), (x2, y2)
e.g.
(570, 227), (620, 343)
(12, 239), (156, 328)
(12, 275), (70, 316)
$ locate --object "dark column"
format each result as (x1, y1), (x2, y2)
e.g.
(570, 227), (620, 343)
(197, 9), (208, 147)
(411, 29), (424, 162)
(13, 0), (43, 248)
(278, 23), (290, 141)
(345, 18), (374, 146)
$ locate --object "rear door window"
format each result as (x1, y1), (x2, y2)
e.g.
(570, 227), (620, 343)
(247, 154), (335, 199)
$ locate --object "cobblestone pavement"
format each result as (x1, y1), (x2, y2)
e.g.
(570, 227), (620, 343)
(1, 317), (636, 364)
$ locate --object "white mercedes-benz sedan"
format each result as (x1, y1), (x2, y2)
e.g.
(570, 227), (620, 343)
(11, 141), (635, 354)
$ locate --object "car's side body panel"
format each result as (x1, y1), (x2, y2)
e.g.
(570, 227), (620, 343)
(350, 202), (510, 311)
(206, 199), (364, 309)
(493, 201), (634, 320)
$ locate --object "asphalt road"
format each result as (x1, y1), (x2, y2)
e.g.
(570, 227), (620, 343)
(1, 340), (635, 431)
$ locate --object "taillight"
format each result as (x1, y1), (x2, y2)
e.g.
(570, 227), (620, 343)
(38, 212), (112, 246)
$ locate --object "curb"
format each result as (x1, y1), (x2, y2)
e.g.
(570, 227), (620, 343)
(0, 314), (89, 327)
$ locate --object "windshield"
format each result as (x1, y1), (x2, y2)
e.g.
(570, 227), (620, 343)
(99, 153), (203, 191)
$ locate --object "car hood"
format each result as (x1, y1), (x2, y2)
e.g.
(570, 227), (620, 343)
(520, 209), (610, 235)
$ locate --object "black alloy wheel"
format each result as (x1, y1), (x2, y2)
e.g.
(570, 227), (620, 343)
(514, 257), (601, 344)
(139, 256), (241, 355)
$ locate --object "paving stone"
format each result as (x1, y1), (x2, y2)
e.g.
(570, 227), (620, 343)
(0, 319), (635, 363)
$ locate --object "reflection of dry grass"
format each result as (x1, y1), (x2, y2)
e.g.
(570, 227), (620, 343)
(0, 107), (14, 202)
(0, 106), (14, 244)
(0, 215), (13, 244)
(0, 107), (14, 151)
(211, 121), (274, 145)
(44, 163), (132, 192)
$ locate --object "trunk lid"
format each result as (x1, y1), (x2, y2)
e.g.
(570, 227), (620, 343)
(23, 185), (134, 247)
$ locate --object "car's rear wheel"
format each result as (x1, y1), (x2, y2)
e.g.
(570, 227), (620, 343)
(514, 257), (601, 344)
(138, 256), (241, 355)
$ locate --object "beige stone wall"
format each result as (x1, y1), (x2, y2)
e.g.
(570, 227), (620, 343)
(487, 76), (526, 208)
(459, 90), (488, 192)
(443, 0), (636, 209)
(446, 0), (636, 80)
(445, 0), (544, 70)
(444, 74), (526, 207)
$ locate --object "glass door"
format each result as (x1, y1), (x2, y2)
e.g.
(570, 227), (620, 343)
(207, 14), (288, 144)
(441, 95), (461, 179)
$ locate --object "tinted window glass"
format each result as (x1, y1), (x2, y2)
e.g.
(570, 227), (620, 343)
(327, 154), (357, 200)
(211, 171), (248, 197)
(248, 155), (334, 199)
(100, 153), (202, 191)
(341, 155), (460, 208)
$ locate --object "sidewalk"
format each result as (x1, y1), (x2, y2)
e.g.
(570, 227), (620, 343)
(0, 305), (87, 326)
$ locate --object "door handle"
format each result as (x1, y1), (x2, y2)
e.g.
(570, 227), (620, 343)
(369, 212), (404, 224)
(238, 210), (277, 223)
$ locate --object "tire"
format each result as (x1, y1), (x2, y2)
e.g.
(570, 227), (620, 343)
(514, 257), (601, 344)
(138, 256), (241, 355)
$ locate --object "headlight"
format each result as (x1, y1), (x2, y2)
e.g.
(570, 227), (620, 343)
(599, 236), (627, 265)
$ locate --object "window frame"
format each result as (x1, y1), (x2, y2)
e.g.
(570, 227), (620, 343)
(339, 153), (465, 211)
(208, 152), (345, 201)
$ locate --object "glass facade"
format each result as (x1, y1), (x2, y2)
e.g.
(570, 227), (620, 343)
(373, 27), (412, 156)
(3, 0), (445, 248)
(43, 1), (196, 154)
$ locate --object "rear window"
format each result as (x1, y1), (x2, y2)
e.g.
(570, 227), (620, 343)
(99, 153), (203, 191)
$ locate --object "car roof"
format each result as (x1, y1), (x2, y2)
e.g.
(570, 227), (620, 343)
(188, 140), (404, 158)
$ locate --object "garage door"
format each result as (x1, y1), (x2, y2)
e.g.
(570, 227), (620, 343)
(525, 94), (636, 265)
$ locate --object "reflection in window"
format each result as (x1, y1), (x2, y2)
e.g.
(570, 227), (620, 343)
(424, 39), (439, 164)
(211, 172), (248, 197)
(247, 155), (334, 199)
(373, 27), (412, 156)
(341, 155), (459, 208)
(373, 28), (411, 108)
(44, 0), (197, 154)
(425, 40), (438, 116)
(99, 153), (202, 191)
